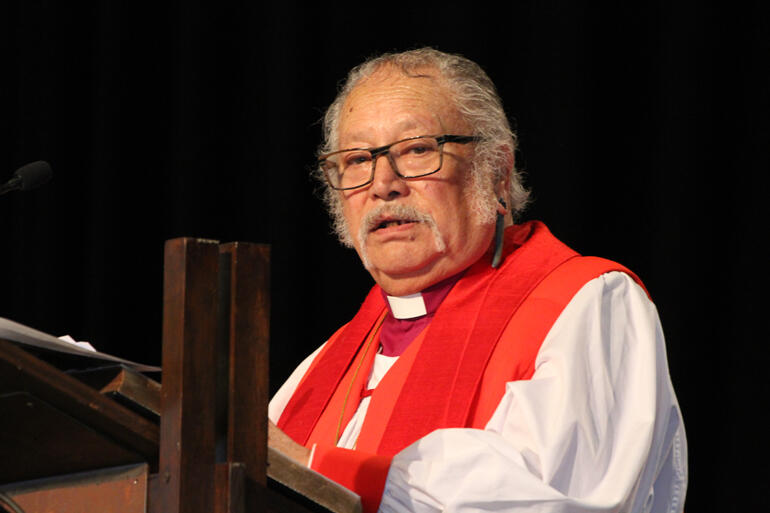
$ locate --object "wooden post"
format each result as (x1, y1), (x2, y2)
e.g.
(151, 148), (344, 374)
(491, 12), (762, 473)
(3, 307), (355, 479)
(219, 242), (271, 512)
(152, 238), (219, 513)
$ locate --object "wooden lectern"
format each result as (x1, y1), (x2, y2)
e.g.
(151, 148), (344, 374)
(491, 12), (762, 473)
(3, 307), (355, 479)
(0, 238), (360, 513)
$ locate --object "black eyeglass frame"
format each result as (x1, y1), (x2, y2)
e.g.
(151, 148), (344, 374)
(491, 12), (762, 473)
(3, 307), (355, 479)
(318, 134), (482, 191)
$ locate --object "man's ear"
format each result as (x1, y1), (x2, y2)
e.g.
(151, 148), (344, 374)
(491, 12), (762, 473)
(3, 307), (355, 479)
(495, 146), (515, 215)
(496, 196), (508, 215)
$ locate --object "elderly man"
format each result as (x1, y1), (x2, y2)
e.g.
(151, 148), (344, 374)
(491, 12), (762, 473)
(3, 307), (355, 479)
(268, 48), (687, 513)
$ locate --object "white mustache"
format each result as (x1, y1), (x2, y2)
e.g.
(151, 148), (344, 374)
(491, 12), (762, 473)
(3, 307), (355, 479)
(361, 204), (435, 233)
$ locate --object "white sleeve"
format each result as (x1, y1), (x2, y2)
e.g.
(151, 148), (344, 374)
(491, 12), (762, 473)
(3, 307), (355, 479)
(268, 342), (326, 423)
(379, 272), (688, 513)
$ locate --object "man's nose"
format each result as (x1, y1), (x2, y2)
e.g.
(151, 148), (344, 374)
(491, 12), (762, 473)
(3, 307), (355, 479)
(369, 154), (409, 200)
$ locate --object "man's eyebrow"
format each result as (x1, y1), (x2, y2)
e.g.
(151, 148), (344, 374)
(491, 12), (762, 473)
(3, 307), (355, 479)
(342, 117), (443, 147)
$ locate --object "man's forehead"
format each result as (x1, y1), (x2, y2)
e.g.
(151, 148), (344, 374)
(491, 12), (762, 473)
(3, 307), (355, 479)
(339, 68), (463, 140)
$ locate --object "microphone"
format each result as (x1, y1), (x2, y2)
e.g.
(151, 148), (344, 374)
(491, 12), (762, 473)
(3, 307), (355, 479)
(0, 161), (53, 196)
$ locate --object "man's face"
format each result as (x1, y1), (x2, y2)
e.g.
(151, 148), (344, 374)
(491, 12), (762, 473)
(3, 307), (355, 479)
(337, 68), (497, 296)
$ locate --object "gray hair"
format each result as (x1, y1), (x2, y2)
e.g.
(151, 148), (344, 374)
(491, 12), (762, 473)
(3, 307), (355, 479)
(316, 47), (530, 246)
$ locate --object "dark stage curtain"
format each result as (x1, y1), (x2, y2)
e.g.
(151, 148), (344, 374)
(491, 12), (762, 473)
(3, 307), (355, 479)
(2, 2), (767, 511)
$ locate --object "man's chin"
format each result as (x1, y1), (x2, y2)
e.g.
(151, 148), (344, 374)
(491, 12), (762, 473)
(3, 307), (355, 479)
(364, 254), (454, 297)
(364, 244), (444, 277)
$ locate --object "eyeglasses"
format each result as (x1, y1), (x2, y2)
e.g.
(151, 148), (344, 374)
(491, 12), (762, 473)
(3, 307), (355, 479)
(318, 134), (482, 191)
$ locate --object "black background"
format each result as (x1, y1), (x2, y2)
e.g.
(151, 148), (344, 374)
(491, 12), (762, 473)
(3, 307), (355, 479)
(2, 2), (767, 511)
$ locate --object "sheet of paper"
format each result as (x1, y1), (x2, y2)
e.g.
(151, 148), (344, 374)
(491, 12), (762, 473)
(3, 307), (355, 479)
(58, 335), (97, 352)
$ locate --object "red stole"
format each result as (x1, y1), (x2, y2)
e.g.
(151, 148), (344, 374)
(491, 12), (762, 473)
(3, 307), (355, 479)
(277, 221), (644, 456)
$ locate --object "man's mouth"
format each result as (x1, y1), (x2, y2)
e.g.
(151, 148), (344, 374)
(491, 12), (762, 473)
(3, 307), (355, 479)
(372, 218), (418, 231)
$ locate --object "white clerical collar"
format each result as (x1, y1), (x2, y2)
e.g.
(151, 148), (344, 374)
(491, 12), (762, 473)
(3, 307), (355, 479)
(385, 293), (427, 320)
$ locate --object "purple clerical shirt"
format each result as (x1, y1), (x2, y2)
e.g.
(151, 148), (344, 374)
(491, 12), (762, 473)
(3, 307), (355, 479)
(378, 272), (465, 357)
